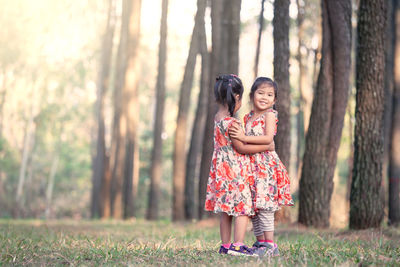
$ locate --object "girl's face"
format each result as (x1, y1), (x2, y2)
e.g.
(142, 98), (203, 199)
(233, 94), (242, 114)
(252, 84), (275, 112)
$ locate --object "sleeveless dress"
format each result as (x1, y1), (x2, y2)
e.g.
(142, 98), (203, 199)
(244, 109), (294, 211)
(204, 117), (255, 216)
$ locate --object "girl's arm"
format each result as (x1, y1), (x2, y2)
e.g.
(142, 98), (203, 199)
(230, 136), (270, 154)
(230, 112), (275, 145)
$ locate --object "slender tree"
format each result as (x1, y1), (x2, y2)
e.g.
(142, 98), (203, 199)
(147, 0), (168, 220)
(384, 0), (396, 183)
(349, 0), (387, 229)
(389, 0), (400, 226)
(198, 0), (241, 219)
(15, 84), (37, 218)
(254, 0), (265, 79)
(122, 0), (142, 219)
(91, 0), (116, 219)
(273, 0), (291, 222)
(184, 0), (208, 220)
(298, 0), (352, 228)
(172, 0), (207, 221)
(110, 0), (142, 219)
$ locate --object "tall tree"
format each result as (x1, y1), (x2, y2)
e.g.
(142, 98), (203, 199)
(147, 0), (168, 220)
(91, 0), (116, 219)
(45, 153), (59, 219)
(298, 0), (352, 228)
(122, 0), (142, 219)
(110, 0), (142, 219)
(384, 0), (396, 184)
(254, 0), (265, 79)
(172, 0), (205, 221)
(15, 83), (37, 218)
(184, 0), (208, 220)
(273, 0), (290, 167)
(349, 0), (387, 229)
(388, 0), (400, 226)
(273, 0), (291, 222)
(198, 0), (241, 219)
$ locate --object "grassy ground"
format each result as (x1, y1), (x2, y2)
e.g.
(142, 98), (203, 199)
(0, 219), (399, 266)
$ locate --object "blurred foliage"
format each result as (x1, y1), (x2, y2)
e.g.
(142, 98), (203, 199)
(0, 0), (104, 218)
(0, 0), (359, 224)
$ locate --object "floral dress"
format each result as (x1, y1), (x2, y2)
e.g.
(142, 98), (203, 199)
(204, 117), (255, 216)
(244, 109), (294, 211)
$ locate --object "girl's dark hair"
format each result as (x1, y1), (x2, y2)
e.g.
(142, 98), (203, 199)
(214, 74), (244, 116)
(249, 77), (278, 109)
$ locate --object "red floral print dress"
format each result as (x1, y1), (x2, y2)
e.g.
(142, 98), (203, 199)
(244, 109), (294, 211)
(204, 117), (255, 216)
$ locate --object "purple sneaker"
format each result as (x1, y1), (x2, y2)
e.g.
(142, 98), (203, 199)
(218, 245), (229, 254)
(227, 244), (257, 257)
(265, 243), (280, 257)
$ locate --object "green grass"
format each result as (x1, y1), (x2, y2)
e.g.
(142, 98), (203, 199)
(0, 219), (399, 266)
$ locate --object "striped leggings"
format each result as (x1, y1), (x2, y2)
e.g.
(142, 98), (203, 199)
(251, 210), (274, 236)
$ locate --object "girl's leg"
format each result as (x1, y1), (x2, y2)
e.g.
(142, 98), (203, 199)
(220, 213), (232, 244)
(258, 210), (274, 241)
(251, 214), (264, 241)
(233, 215), (248, 244)
(264, 231), (274, 241)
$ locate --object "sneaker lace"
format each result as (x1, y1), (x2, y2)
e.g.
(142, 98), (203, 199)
(242, 246), (253, 253)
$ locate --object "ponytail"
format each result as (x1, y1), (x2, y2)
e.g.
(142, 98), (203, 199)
(214, 74), (244, 116)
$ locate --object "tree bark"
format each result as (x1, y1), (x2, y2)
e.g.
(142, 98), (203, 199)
(273, 0), (290, 167)
(389, 0), (400, 226)
(184, 0), (208, 220)
(349, 0), (387, 229)
(101, 154), (112, 218)
(298, 0), (352, 228)
(273, 0), (291, 223)
(171, 3), (203, 222)
(45, 154), (59, 219)
(15, 86), (37, 218)
(254, 0), (265, 79)
(147, 0), (168, 220)
(110, 0), (142, 219)
(110, 0), (129, 219)
(91, 0), (116, 219)
(123, 0), (142, 219)
(198, 0), (241, 219)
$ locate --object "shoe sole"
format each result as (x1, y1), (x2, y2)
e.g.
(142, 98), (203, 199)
(227, 250), (258, 257)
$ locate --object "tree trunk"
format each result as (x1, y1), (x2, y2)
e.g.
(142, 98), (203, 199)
(110, 0), (129, 219)
(123, 0), (142, 219)
(45, 154), (59, 219)
(349, 0), (387, 229)
(254, 0), (265, 79)
(298, 0), (352, 228)
(110, 0), (142, 219)
(91, 0), (116, 219)
(147, 0), (168, 221)
(273, 0), (291, 223)
(384, 0), (396, 185)
(184, 0), (208, 220)
(15, 88), (37, 218)
(198, 0), (241, 219)
(0, 71), (7, 137)
(389, 0), (400, 226)
(295, 0), (305, 180)
(171, 6), (201, 222)
(101, 154), (112, 218)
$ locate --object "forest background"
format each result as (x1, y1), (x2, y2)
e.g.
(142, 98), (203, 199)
(0, 0), (398, 231)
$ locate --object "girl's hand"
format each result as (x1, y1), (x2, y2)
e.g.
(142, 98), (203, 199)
(229, 122), (246, 142)
(266, 141), (275, 151)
